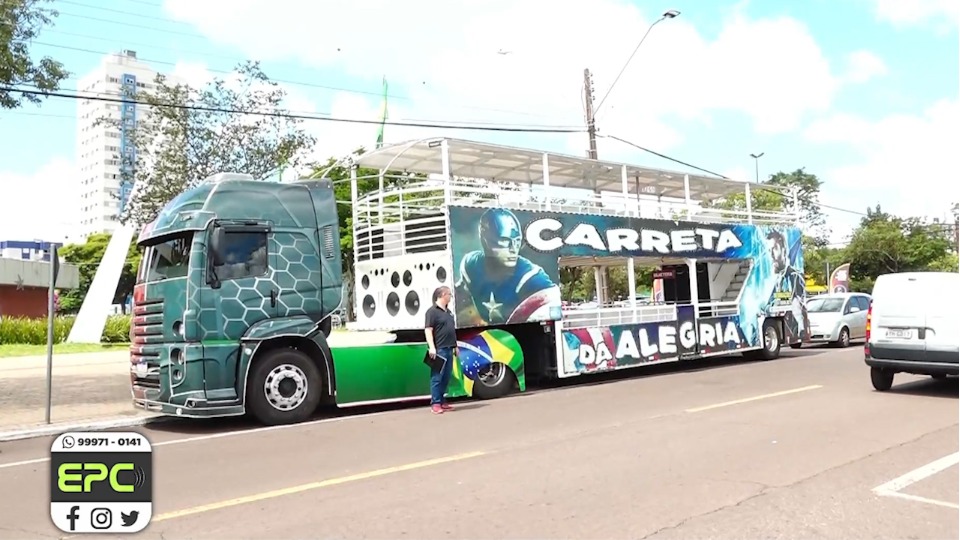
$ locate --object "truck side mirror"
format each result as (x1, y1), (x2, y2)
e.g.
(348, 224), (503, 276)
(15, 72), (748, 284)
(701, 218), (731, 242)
(210, 226), (226, 266)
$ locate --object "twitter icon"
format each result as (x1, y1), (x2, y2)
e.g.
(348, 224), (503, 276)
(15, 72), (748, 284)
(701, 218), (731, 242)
(121, 511), (139, 527)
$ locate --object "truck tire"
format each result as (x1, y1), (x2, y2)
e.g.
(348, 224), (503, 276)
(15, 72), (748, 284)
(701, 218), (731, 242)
(870, 366), (895, 391)
(472, 362), (515, 400)
(246, 347), (323, 425)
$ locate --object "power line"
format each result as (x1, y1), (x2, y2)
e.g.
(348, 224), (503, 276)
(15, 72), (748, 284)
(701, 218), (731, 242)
(2, 86), (589, 133)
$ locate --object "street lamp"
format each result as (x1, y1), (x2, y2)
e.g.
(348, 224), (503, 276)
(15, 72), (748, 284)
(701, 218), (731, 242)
(750, 152), (764, 183)
(594, 9), (681, 115)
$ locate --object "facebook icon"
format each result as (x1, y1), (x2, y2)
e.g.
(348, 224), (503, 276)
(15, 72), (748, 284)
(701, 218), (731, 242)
(66, 506), (80, 531)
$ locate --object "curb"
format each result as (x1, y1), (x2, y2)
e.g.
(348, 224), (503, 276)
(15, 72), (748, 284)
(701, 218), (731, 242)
(0, 414), (173, 443)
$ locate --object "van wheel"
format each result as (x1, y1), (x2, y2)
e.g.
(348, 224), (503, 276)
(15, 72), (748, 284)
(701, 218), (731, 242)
(246, 347), (323, 425)
(835, 327), (850, 348)
(870, 367), (894, 391)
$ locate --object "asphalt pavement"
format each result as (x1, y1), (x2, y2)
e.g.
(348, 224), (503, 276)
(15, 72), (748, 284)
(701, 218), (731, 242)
(0, 344), (956, 539)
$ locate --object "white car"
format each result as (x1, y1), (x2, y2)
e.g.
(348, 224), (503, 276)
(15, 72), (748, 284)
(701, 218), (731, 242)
(803, 292), (871, 347)
(865, 271), (959, 391)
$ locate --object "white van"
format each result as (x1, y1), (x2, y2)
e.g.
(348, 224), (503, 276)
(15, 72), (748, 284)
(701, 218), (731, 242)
(865, 271), (959, 391)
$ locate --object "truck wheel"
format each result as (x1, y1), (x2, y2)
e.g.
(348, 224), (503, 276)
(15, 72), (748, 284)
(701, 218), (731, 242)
(870, 366), (894, 391)
(472, 362), (515, 399)
(246, 347), (323, 425)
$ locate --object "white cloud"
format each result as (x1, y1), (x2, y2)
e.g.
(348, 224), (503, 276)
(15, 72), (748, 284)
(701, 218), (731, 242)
(804, 98), (960, 221)
(868, 0), (960, 28)
(161, 0), (856, 162)
(843, 50), (888, 83)
(0, 159), (78, 242)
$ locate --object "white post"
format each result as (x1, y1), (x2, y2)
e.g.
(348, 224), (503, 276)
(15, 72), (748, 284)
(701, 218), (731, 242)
(594, 266), (602, 305)
(378, 170), (385, 226)
(620, 165), (629, 216)
(542, 153), (551, 211)
(745, 182), (753, 224)
(441, 139), (452, 208)
(686, 258), (699, 317)
(627, 258), (637, 318)
(683, 174), (692, 219)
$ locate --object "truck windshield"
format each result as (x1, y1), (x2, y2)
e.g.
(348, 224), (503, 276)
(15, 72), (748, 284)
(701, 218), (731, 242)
(140, 233), (193, 282)
(806, 297), (844, 312)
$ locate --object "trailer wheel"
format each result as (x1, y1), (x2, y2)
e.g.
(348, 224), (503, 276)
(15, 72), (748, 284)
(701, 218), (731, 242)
(756, 319), (782, 360)
(472, 362), (515, 399)
(246, 347), (323, 425)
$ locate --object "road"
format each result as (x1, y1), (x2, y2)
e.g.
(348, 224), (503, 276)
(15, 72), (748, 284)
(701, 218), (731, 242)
(0, 345), (956, 539)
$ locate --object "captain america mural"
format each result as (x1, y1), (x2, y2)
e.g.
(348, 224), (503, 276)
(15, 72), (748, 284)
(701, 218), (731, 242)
(452, 208), (563, 326)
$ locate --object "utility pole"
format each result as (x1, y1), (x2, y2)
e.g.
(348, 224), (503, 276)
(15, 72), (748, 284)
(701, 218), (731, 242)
(584, 68), (598, 160)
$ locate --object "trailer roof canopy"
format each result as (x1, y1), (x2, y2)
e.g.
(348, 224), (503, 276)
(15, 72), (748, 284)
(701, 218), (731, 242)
(352, 137), (787, 202)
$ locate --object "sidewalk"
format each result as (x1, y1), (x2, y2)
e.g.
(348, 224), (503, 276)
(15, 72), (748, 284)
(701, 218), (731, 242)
(0, 331), (399, 440)
(0, 350), (161, 440)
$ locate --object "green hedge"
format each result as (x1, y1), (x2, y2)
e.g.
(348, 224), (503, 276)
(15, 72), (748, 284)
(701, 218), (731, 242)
(0, 314), (131, 345)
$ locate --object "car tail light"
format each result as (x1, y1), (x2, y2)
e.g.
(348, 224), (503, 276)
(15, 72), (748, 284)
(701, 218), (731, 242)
(864, 299), (873, 355)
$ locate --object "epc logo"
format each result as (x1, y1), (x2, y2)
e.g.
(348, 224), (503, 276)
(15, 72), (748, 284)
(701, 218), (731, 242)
(49, 432), (153, 534)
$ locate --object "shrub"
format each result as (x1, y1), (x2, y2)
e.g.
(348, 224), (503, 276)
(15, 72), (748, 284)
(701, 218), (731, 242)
(0, 314), (131, 345)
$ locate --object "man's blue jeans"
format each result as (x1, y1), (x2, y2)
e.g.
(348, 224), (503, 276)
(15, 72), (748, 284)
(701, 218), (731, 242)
(430, 347), (455, 405)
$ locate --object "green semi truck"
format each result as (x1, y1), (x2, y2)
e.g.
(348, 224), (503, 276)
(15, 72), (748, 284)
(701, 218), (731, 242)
(130, 138), (809, 425)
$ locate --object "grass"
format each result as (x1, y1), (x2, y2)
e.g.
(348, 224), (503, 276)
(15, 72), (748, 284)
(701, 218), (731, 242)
(0, 342), (131, 358)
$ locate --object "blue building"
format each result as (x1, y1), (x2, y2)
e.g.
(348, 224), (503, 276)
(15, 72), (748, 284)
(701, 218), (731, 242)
(0, 240), (64, 262)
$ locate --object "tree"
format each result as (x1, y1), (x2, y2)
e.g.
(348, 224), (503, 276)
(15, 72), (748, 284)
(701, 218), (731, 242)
(0, 0), (69, 109)
(57, 233), (141, 313)
(99, 61), (316, 227)
(844, 205), (953, 292)
(707, 168), (828, 246)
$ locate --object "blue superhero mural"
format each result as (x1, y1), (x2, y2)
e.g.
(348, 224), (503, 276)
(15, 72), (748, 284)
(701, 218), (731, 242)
(448, 205), (808, 342)
(452, 208), (563, 326)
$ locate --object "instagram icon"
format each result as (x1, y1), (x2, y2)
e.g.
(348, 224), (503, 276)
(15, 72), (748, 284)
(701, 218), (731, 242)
(91, 508), (113, 529)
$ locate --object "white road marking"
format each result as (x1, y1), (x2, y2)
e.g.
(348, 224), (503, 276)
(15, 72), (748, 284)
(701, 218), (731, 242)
(881, 491), (959, 510)
(0, 409), (396, 470)
(684, 385), (823, 413)
(872, 451), (959, 510)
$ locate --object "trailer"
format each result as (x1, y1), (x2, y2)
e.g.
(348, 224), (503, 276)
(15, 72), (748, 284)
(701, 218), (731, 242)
(129, 137), (810, 425)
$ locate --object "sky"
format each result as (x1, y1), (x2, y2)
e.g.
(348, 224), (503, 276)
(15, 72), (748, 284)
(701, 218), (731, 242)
(1, 0), (958, 246)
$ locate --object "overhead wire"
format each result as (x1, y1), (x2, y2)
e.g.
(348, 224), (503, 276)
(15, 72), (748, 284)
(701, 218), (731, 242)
(2, 0), (897, 223)
(0, 5), (559, 120)
(2, 86), (589, 133)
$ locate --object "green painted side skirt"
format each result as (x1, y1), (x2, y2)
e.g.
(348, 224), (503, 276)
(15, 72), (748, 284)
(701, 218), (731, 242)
(330, 328), (526, 405)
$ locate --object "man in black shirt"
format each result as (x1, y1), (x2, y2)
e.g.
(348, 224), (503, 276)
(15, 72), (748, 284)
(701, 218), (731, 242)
(425, 286), (457, 414)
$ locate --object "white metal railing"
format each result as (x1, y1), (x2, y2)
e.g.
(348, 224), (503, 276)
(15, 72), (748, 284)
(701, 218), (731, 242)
(353, 177), (450, 262)
(351, 173), (798, 262)
(561, 303), (678, 330)
(560, 300), (742, 331)
(697, 301), (741, 318)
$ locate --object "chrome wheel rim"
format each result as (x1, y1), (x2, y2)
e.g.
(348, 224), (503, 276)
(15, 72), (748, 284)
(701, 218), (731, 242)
(263, 364), (308, 411)
(478, 362), (507, 387)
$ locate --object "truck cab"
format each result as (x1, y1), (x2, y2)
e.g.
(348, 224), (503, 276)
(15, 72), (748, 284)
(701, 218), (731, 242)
(130, 173), (343, 424)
